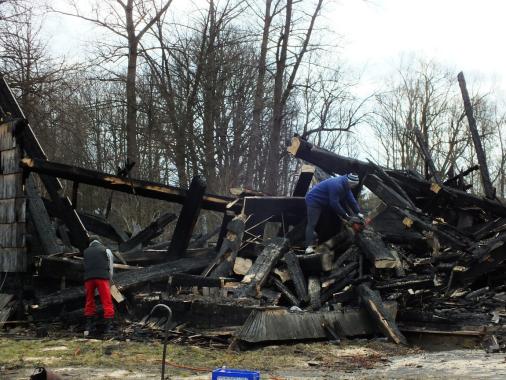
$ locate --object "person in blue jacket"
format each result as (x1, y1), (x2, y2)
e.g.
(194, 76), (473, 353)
(305, 173), (363, 253)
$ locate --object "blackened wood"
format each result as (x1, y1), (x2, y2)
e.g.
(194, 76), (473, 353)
(320, 269), (357, 304)
(308, 276), (321, 310)
(203, 214), (246, 278)
(284, 251), (308, 302)
(292, 165), (315, 197)
(25, 176), (61, 255)
(236, 237), (289, 298)
(12, 120), (89, 251)
(20, 157), (236, 212)
(216, 212), (234, 251)
(242, 196), (306, 236)
(409, 124), (442, 184)
(71, 181), (79, 209)
(367, 159), (416, 209)
(287, 135), (372, 177)
(189, 226), (220, 248)
(375, 275), (434, 291)
(168, 273), (225, 288)
(444, 165), (479, 187)
(35, 251), (214, 310)
(457, 236), (506, 286)
(323, 262), (359, 288)
(236, 303), (398, 343)
(297, 249), (334, 274)
(357, 283), (407, 345)
(364, 174), (415, 210)
(167, 176), (206, 258)
(271, 276), (300, 306)
(355, 228), (398, 269)
(43, 198), (127, 243)
(458, 72), (495, 199)
(333, 247), (358, 270)
(119, 212), (176, 252)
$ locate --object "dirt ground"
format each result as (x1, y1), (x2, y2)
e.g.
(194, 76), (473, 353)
(1, 334), (506, 379)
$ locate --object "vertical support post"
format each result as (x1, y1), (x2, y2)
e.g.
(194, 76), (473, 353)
(167, 175), (207, 258)
(458, 72), (495, 199)
(409, 124), (441, 184)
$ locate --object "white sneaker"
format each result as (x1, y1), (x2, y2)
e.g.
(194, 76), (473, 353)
(305, 246), (315, 254)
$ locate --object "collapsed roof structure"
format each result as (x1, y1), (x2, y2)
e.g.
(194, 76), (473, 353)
(1, 75), (506, 350)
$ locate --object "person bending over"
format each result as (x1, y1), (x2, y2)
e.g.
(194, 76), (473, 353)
(304, 173), (362, 253)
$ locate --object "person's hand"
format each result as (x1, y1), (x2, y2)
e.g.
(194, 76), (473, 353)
(357, 212), (365, 221)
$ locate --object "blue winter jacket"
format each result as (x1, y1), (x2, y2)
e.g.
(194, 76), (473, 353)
(305, 176), (360, 217)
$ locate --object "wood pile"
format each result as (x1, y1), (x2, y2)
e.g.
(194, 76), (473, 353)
(2, 77), (506, 350)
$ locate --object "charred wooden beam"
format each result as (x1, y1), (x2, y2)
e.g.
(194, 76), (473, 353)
(284, 251), (308, 303)
(287, 135), (371, 176)
(357, 283), (407, 345)
(320, 269), (357, 304)
(292, 165), (315, 197)
(216, 212), (234, 251)
(167, 176), (206, 258)
(20, 157), (236, 212)
(458, 72), (495, 199)
(168, 273), (226, 289)
(236, 237), (289, 298)
(375, 275), (435, 291)
(43, 198), (128, 243)
(409, 124), (442, 184)
(120, 212), (176, 252)
(34, 251), (214, 311)
(364, 174), (417, 211)
(271, 276), (300, 306)
(355, 228), (399, 269)
(25, 176), (61, 255)
(203, 214), (246, 278)
(308, 276), (322, 310)
(9, 119), (88, 251)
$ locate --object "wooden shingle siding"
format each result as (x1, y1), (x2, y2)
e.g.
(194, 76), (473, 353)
(0, 121), (26, 272)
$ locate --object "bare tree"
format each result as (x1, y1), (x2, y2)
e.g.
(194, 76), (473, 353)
(53, 0), (174, 176)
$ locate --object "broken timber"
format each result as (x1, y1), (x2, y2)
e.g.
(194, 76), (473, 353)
(34, 252), (214, 311)
(167, 176), (206, 258)
(120, 212), (176, 252)
(458, 72), (495, 199)
(19, 157), (236, 212)
(236, 237), (289, 298)
(357, 283), (407, 345)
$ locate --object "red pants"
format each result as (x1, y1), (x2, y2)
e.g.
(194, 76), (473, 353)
(84, 279), (114, 319)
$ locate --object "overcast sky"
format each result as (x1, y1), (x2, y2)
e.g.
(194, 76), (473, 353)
(44, 0), (506, 94)
(327, 0), (505, 94)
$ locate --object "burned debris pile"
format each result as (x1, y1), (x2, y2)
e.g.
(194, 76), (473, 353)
(1, 77), (506, 349)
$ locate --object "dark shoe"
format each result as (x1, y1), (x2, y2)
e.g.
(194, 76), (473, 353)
(103, 319), (113, 335)
(84, 317), (96, 337)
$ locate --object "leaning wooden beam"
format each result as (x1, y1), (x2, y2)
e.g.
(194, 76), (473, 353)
(120, 212), (176, 252)
(292, 165), (315, 197)
(236, 237), (289, 298)
(202, 214), (246, 278)
(458, 72), (495, 199)
(43, 198), (128, 243)
(33, 251), (214, 311)
(20, 157), (236, 212)
(357, 283), (407, 345)
(287, 135), (372, 176)
(0, 77), (89, 251)
(409, 124), (442, 184)
(167, 176), (206, 258)
(14, 122), (89, 251)
(25, 176), (61, 255)
(284, 251), (308, 303)
(288, 134), (506, 217)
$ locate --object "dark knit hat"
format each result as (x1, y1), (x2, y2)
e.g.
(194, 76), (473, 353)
(346, 173), (360, 185)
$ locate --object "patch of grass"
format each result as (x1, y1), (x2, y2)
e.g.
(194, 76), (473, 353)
(0, 337), (417, 376)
